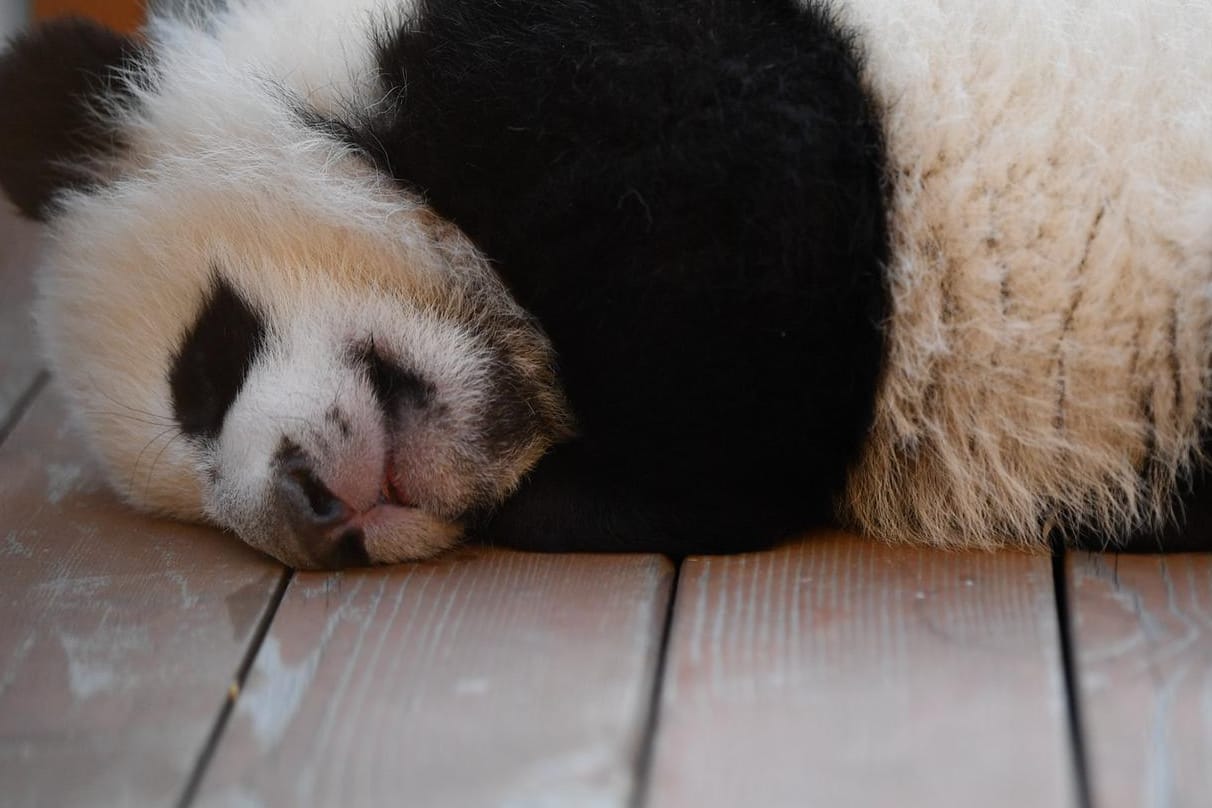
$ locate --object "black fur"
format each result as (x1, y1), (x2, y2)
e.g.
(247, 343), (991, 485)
(1148, 470), (1212, 551)
(356, 340), (434, 420)
(1080, 440), (1212, 552)
(0, 18), (149, 221)
(170, 275), (267, 441)
(358, 0), (891, 554)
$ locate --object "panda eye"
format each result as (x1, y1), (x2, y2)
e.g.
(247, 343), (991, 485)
(169, 276), (267, 440)
(355, 340), (433, 416)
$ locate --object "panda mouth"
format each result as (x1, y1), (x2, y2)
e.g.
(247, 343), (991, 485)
(379, 477), (413, 508)
(378, 456), (416, 509)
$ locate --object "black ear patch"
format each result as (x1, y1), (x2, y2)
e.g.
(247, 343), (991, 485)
(170, 276), (267, 441)
(0, 18), (149, 220)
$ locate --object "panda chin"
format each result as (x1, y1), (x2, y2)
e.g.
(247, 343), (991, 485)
(282, 506), (462, 572)
(359, 507), (463, 568)
(240, 509), (463, 571)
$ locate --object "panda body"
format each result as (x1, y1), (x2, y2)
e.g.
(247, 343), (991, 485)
(353, 0), (1212, 553)
(1, 0), (1210, 566)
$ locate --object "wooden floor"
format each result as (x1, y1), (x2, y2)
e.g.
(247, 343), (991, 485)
(2, 207), (1210, 808)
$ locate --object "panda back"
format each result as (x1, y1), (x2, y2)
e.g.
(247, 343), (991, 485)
(841, 0), (1212, 547)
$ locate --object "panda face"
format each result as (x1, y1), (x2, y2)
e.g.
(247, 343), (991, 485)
(38, 132), (570, 569)
(2, 14), (572, 568)
(166, 272), (559, 569)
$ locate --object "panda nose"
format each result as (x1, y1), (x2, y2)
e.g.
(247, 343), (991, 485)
(277, 448), (352, 525)
(273, 443), (370, 567)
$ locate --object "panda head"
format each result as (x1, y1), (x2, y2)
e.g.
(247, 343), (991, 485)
(0, 17), (573, 568)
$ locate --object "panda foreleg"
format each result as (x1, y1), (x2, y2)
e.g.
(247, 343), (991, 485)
(474, 442), (799, 557)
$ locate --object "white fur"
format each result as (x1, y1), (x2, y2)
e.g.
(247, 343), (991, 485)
(837, 0), (1212, 548)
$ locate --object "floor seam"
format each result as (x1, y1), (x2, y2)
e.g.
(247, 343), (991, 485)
(1053, 549), (1094, 808)
(176, 567), (294, 807)
(0, 371), (49, 450)
(629, 557), (683, 808)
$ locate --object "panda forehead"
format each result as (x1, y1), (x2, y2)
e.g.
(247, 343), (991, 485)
(48, 124), (482, 316)
(35, 0), (501, 320)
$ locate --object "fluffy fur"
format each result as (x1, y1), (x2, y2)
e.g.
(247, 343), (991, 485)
(2, 0), (1210, 566)
(836, 0), (1212, 549)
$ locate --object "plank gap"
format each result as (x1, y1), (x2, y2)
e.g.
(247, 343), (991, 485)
(0, 386), (287, 805)
(1053, 549), (1094, 808)
(177, 568), (294, 808)
(196, 552), (673, 805)
(0, 370), (48, 450)
(629, 557), (682, 808)
(1067, 552), (1212, 807)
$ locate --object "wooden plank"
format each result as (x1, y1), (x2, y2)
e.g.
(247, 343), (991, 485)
(1069, 552), (1212, 808)
(198, 551), (673, 807)
(0, 205), (43, 425)
(647, 533), (1075, 808)
(0, 387), (286, 808)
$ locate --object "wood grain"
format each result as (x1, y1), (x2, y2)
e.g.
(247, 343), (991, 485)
(197, 551), (672, 807)
(1069, 552), (1212, 808)
(0, 388), (286, 807)
(647, 532), (1075, 808)
(0, 205), (43, 426)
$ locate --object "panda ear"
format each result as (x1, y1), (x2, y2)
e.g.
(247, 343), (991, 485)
(0, 18), (148, 221)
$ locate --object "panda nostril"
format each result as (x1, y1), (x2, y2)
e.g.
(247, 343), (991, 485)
(273, 441), (374, 566)
(275, 442), (351, 524)
(288, 464), (346, 521)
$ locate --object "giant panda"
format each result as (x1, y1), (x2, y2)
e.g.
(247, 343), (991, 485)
(1, 0), (1210, 568)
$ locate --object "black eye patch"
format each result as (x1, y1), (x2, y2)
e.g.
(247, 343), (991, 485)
(355, 341), (433, 418)
(170, 275), (267, 440)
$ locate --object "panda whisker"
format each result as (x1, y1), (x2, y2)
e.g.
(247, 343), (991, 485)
(128, 424), (182, 493)
(83, 409), (176, 428)
(141, 428), (187, 497)
(85, 375), (175, 424)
